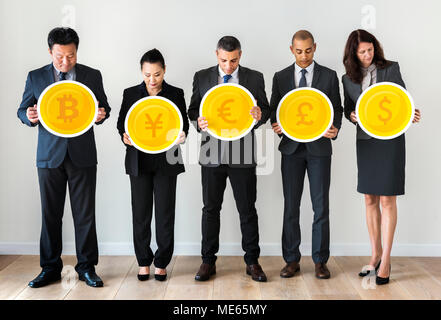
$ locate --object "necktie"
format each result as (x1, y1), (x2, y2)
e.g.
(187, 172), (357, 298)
(298, 69), (307, 88)
(59, 72), (67, 81)
(223, 74), (232, 83)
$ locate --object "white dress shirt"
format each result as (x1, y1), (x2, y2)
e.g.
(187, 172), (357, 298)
(218, 66), (239, 84)
(294, 61), (314, 88)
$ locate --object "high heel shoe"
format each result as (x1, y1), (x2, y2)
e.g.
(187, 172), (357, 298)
(376, 264), (391, 285)
(137, 274), (150, 281)
(154, 273), (167, 281)
(358, 260), (381, 277)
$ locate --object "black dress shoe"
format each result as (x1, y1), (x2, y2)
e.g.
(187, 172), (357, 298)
(137, 274), (150, 281)
(246, 264), (267, 282)
(154, 273), (167, 281)
(195, 263), (216, 281)
(280, 261), (300, 278)
(28, 270), (61, 288)
(359, 260), (381, 277)
(79, 271), (104, 287)
(376, 264), (391, 285)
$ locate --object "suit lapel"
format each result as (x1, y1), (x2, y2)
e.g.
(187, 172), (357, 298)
(311, 61), (321, 89)
(376, 66), (386, 83)
(238, 65), (248, 88)
(75, 64), (85, 83)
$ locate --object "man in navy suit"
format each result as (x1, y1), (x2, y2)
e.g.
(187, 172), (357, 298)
(270, 30), (343, 279)
(17, 27), (111, 288)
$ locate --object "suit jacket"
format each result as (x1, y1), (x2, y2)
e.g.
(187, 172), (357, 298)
(17, 63), (111, 168)
(187, 65), (270, 167)
(269, 61), (343, 157)
(342, 61), (406, 140)
(117, 81), (189, 176)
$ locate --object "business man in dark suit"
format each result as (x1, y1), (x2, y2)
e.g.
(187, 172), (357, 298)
(270, 30), (343, 279)
(17, 27), (110, 288)
(188, 36), (270, 282)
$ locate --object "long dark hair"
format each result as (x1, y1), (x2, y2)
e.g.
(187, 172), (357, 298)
(343, 29), (391, 83)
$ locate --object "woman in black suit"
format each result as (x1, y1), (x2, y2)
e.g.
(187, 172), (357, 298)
(117, 49), (189, 281)
(342, 30), (421, 285)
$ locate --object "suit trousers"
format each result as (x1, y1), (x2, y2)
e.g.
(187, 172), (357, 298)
(281, 144), (331, 264)
(201, 165), (260, 265)
(37, 152), (98, 275)
(129, 172), (177, 268)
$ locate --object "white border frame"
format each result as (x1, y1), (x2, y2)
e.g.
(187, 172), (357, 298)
(37, 80), (98, 138)
(124, 96), (183, 154)
(276, 87), (334, 143)
(355, 82), (415, 140)
(199, 83), (257, 141)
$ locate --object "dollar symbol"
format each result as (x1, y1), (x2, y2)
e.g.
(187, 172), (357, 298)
(378, 96), (392, 125)
(57, 94), (79, 122)
(145, 113), (163, 137)
(218, 99), (237, 123)
(296, 102), (314, 125)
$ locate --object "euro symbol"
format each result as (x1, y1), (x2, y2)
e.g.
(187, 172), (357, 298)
(378, 96), (392, 125)
(296, 102), (313, 126)
(218, 99), (237, 124)
(57, 94), (79, 123)
(145, 113), (163, 138)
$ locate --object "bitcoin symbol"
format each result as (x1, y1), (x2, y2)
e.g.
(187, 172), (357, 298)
(57, 94), (79, 122)
(296, 102), (313, 125)
(145, 113), (163, 137)
(378, 96), (392, 125)
(218, 99), (237, 123)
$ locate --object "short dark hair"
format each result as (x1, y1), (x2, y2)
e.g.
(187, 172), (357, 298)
(343, 29), (390, 84)
(47, 27), (79, 50)
(140, 48), (165, 69)
(217, 36), (241, 52)
(292, 30), (315, 44)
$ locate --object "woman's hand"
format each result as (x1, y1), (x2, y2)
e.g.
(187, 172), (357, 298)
(176, 131), (186, 144)
(123, 132), (132, 146)
(350, 111), (357, 123)
(198, 116), (208, 131)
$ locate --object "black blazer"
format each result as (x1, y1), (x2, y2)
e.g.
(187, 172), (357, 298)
(117, 81), (189, 176)
(269, 61), (343, 157)
(342, 61), (406, 140)
(17, 63), (111, 168)
(187, 65), (270, 167)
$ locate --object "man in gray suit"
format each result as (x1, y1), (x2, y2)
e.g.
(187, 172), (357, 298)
(270, 30), (343, 279)
(188, 36), (270, 282)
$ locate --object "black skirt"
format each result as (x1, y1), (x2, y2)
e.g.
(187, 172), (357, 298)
(356, 134), (406, 196)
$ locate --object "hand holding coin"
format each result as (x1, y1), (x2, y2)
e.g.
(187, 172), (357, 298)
(198, 116), (208, 131)
(27, 104), (39, 124)
(350, 111), (357, 123)
(323, 124), (339, 139)
(123, 132), (132, 146)
(250, 106), (262, 121)
(95, 107), (106, 123)
(176, 131), (186, 144)
(412, 109), (421, 123)
(272, 122), (282, 134)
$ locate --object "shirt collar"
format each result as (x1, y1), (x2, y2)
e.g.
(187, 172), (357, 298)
(294, 61), (315, 75)
(139, 80), (169, 96)
(218, 65), (239, 79)
(53, 63), (75, 77)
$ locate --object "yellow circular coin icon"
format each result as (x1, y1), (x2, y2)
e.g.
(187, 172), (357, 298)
(356, 82), (415, 140)
(277, 88), (334, 142)
(200, 83), (256, 141)
(125, 96), (183, 154)
(37, 81), (98, 138)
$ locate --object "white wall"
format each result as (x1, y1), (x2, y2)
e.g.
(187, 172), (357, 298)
(1, 0), (440, 256)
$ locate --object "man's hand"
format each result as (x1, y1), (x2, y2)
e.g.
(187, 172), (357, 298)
(176, 131), (186, 144)
(250, 106), (262, 121)
(272, 122), (282, 135)
(198, 116), (208, 131)
(123, 133), (132, 146)
(323, 124), (339, 139)
(95, 107), (106, 123)
(350, 111), (357, 123)
(413, 108), (421, 123)
(26, 104), (39, 124)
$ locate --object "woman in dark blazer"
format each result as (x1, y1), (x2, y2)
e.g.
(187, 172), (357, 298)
(342, 30), (421, 285)
(117, 49), (189, 281)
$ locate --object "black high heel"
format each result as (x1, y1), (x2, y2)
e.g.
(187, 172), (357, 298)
(137, 274), (150, 281)
(358, 260), (381, 277)
(376, 264), (391, 285)
(154, 273), (167, 281)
